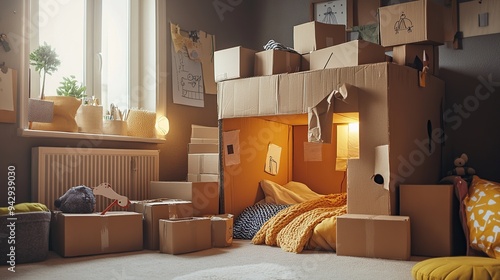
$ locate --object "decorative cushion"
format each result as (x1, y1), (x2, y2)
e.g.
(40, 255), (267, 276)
(412, 256), (500, 280)
(464, 176), (500, 258)
(259, 180), (322, 205)
(233, 203), (290, 240)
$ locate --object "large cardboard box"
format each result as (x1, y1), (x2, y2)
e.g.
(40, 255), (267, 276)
(214, 46), (256, 82)
(150, 181), (219, 216)
(392, 44), (439, 75)
(218, 63), (444, 217)
(159, 217), (212, 254)
(400, 184), (466, 257)
(336, 214), (411, 260)
(129, 199), (193, 250)
(293, 21), (346, 54)
(354, 0), (381, 26)
(254, 50), (301, 76)
(50, 211), (143, 257)
(379, 0), (444, 47)
(309, 40), (386, 70)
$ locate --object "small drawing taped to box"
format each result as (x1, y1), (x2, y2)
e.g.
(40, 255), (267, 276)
(394, 12), (413, 34)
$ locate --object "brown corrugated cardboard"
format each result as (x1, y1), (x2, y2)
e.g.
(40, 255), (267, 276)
(336, 214), (411, 260)
(214, 46), (256, 82)
(218, 63), (444, 217)
(150, 181), (219, 216)
(254, 50), (301, 76)
(128, 199), (193, 250)
(309, 40), (386, 70)
(50, 211), (143, 257)
(211, 214), (233, 247)
(400, 184), (466, 257)
(159, 217), (212, 254)
(187, 173), (219, 183)
(188, 153), (219, 174)
(379, 0), (444, 47)
(293, 21), (346, 54)
(354, 0), (381, 26)
(301, 53), (311, 71)
(191, 124), (218, 139)
(392, 44), (439, 75)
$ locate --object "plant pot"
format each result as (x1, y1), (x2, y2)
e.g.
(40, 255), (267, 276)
(76, 105), (103, 134)
(31, 96), (81, 132)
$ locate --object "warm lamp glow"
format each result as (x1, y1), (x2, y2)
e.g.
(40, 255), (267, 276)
(336, 122), (360, 171)
(155, 115), (170, 136)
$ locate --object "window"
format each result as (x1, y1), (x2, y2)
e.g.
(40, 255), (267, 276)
(21, 0), (162, 142)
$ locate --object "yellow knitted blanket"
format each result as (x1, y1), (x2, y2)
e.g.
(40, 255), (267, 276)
(252, 193), (347, 253)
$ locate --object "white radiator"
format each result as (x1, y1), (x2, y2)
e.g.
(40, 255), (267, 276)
(32, 147), (159, 211)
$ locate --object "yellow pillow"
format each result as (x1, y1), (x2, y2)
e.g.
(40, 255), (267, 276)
(464, 176), (500, 259)
(259, 180), (322, 205)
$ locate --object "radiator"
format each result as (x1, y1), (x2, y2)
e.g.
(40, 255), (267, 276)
(32, 147), (159, 211)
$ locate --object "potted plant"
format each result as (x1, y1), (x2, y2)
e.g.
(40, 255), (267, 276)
(57, 75), (87, 99)
(29, 42), (60, 99)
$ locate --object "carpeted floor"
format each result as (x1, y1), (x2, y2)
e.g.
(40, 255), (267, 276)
(2, 240), (420, 280)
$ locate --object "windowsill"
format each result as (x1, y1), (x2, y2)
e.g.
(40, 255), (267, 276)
(18, 128), (166, 144)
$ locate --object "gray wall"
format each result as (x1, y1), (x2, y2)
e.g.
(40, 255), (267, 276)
(1, 0), (499, 207)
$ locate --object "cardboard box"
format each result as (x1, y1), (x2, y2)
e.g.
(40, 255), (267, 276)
(379, 0), (444, 47)
(392, 44), (439, 75)
(293, 21), (346, 54)
(218, 63), (444, 217)
(214, 46), (256, 82)
(211, 214), (233, 247)
(254, 50), (301, 76)
(188, 153), (219, 174)
(310, 0), (354, 29)
(354, 0), (381, 26)
(129, 199), (193, 250)
(309, 40), (386, 70)
(150, 181), (219, 216)
(301, 53), (311, 71)
(400, 184), (466, 257)
(187, 173), (219, 182)
(50, 211), (143, 257)
(159, 217), (212, 254)
(191, 124), (218, 140)
(336, 214), (411, 260)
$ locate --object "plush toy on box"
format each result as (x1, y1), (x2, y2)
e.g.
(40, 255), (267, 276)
(447, 153), (476, 182)
(54, 185), (96, 213)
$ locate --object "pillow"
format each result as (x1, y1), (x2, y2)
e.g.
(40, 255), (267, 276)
(233, 203), (290, 240)
(0, 203), (49, 215)
(260, 180), (322, 205)
(464, 175), (500, 259)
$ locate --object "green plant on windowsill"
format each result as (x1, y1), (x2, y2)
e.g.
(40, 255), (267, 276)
(29, 42), (60, 99)
(56, 75), (87, 99)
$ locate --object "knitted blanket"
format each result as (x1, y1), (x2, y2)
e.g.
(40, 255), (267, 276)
(252, 193), (347, 253)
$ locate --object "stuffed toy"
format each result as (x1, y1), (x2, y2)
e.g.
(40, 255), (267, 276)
(54, 185), (96, 213)
(447, 153), (476, 179)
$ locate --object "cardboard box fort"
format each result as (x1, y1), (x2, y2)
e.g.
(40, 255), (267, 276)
(392, 44), (439, 75)
(379, 0), (444, 47)
(254, 49), (301, 76)
(217, 62), (444, 218)
(159, 217), (212, 254)
(128, 199), (193, 250)
(150, 181), (219, 216)
(214, 46), (256, 82)
(336, 214), (411, 260)
(50, 211), (143, 257)
(309, 40), (386, 70)
(400, 184), (466, 257)
(293, 21), (346, 55)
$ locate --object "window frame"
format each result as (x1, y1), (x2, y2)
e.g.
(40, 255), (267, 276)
(17, 0), (165, 144)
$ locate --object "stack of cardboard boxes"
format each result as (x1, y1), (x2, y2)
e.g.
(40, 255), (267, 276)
(214, 0), (456, 261)
(187, 124), (220, 182)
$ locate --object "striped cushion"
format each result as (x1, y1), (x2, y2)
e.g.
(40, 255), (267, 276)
(233, 203), (290, 240)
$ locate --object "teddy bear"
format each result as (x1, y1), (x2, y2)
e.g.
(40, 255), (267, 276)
(447, 153), (476, 179)
(54, 185), (96, 213)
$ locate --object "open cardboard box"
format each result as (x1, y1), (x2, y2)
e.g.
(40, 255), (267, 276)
(218, 63), (444, 218)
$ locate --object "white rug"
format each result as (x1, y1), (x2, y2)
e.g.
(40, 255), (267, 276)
(173, 263), (301, 280)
